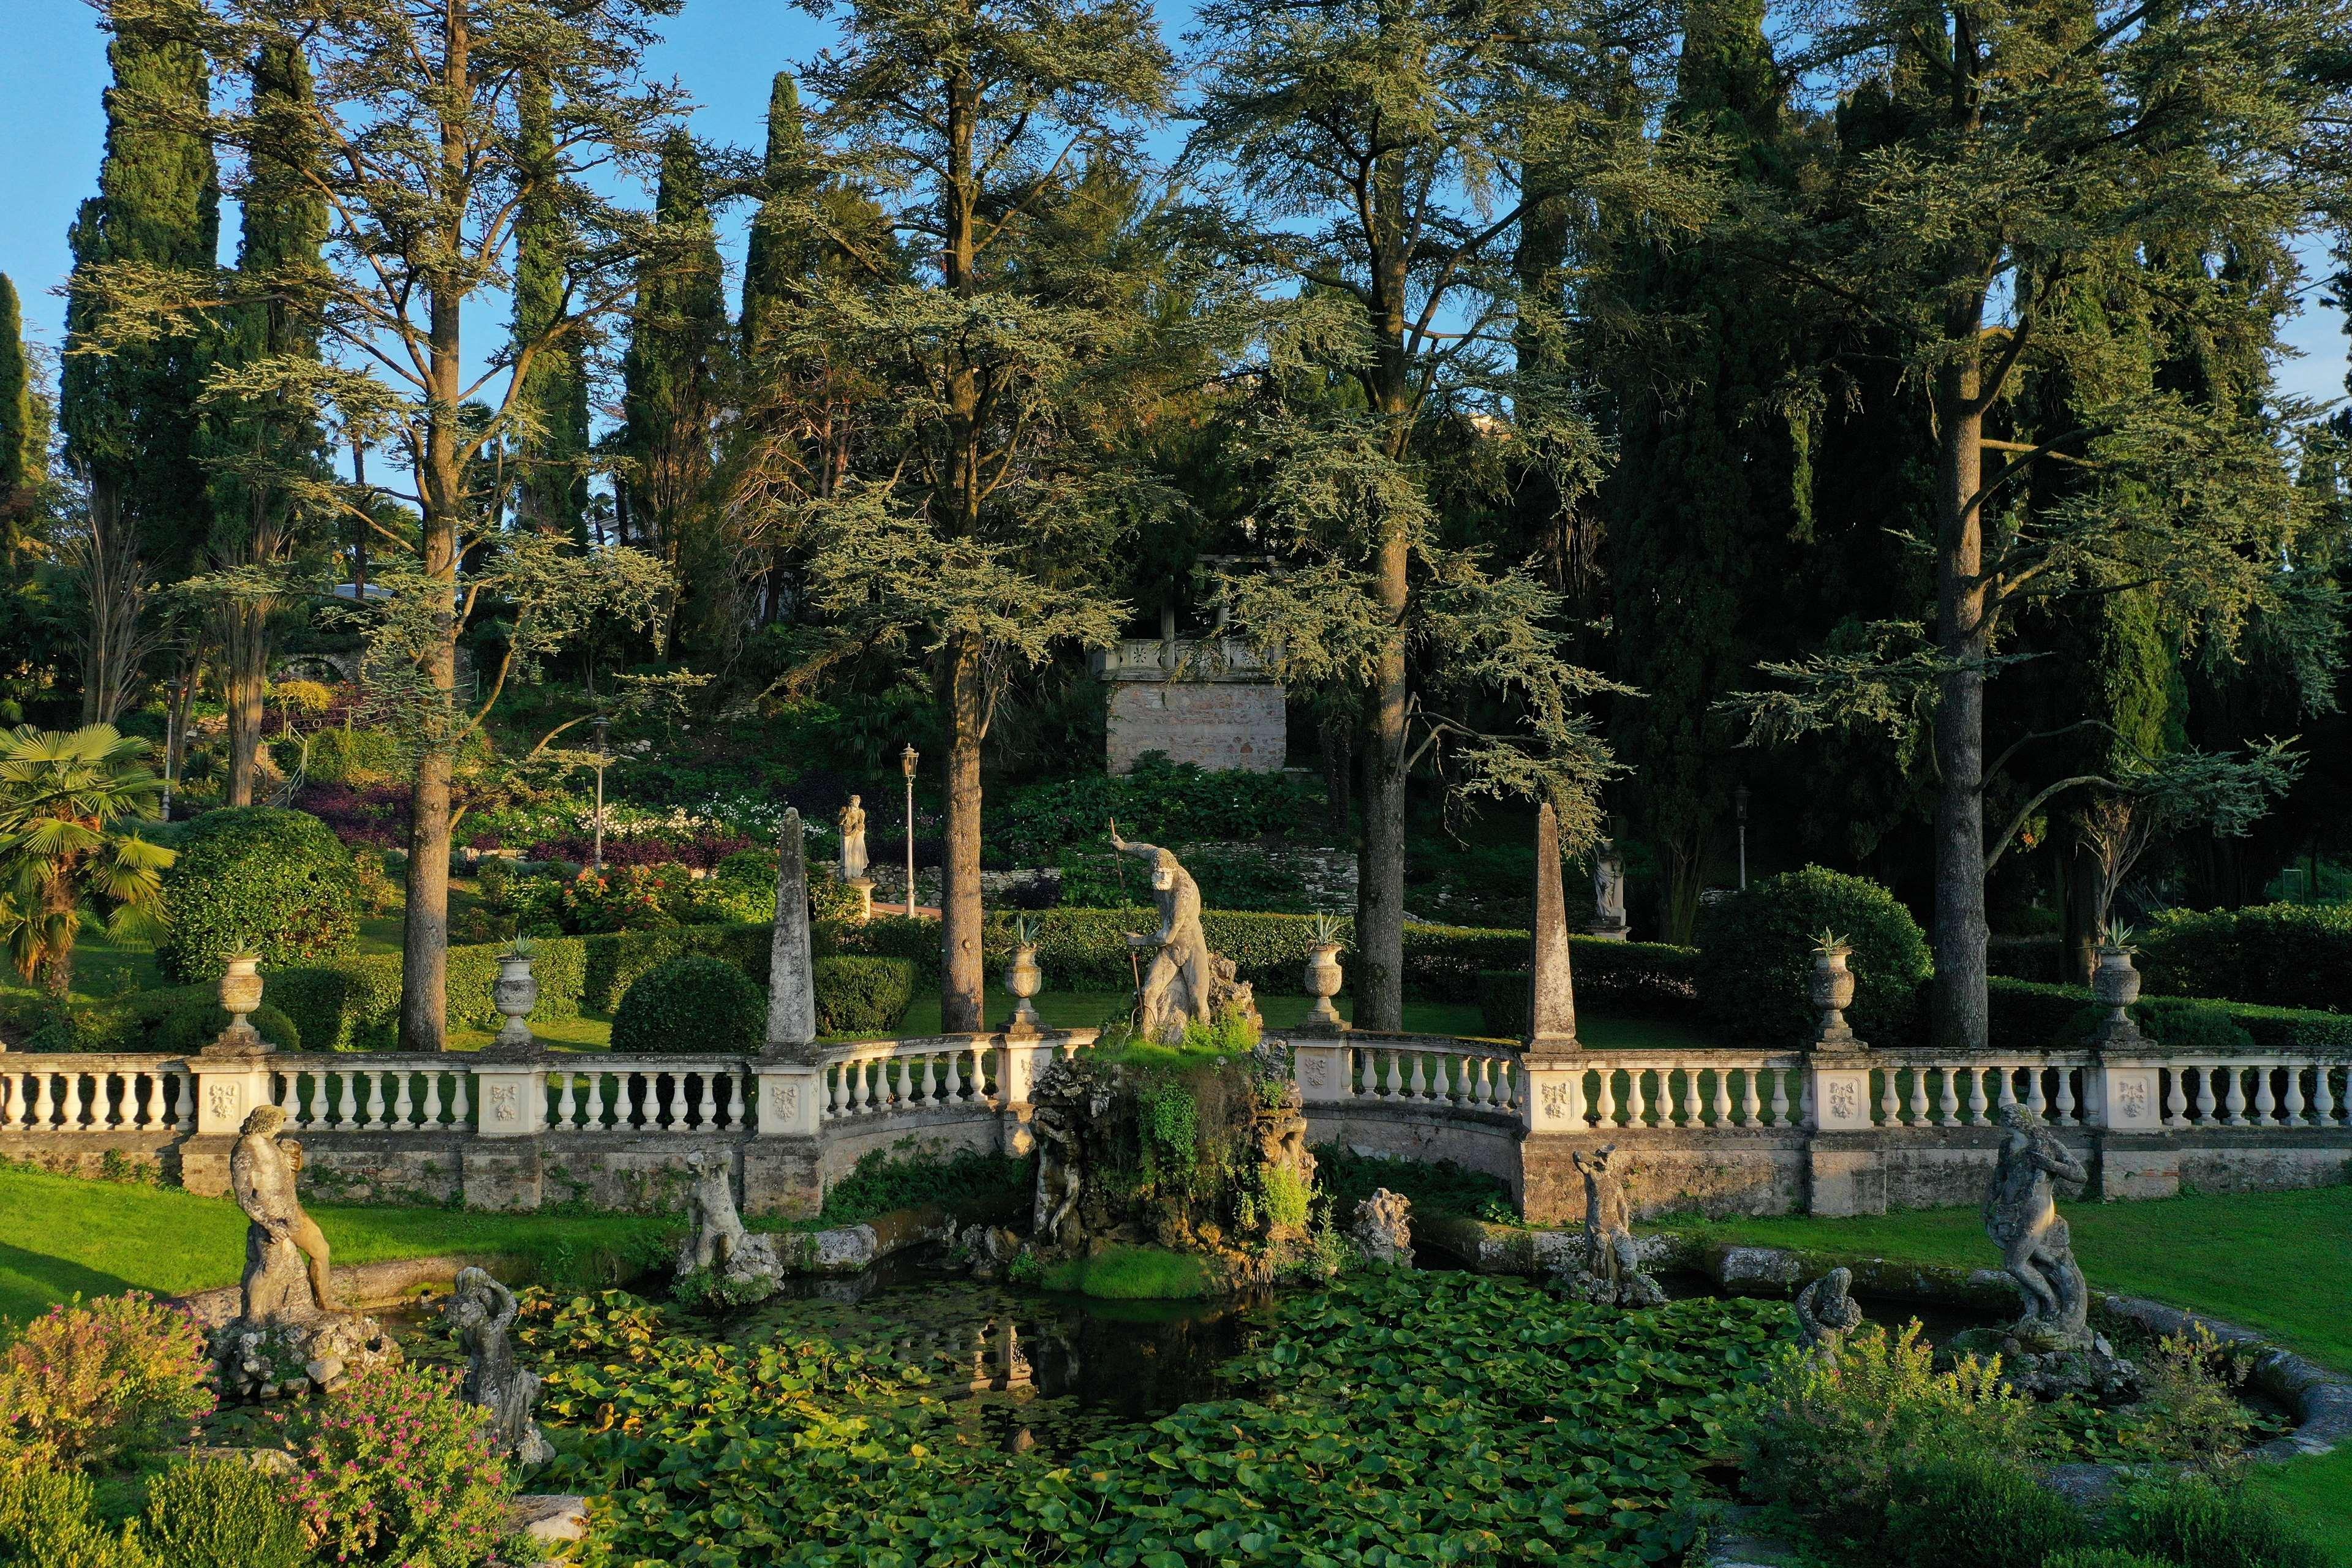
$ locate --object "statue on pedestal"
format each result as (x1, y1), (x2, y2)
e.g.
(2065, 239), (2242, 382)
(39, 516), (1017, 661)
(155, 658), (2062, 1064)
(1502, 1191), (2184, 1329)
(1556, 1144), (1667, 1307)
(1985, 1105), (2090, 1348)
(1586, 841), (1629, 940)
(447, 1268), (554, 1464)
(838, 796), (869, 883)
(677, 1150), (782, 1303)
(1110, 821), (1256, 1042)
(1796, 1267), (1865, 1359)
(214, 1106), (398, 1400)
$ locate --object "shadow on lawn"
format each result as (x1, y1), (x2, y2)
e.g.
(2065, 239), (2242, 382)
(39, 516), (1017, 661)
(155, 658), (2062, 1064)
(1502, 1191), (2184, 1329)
(0, 1241), (139, 1328)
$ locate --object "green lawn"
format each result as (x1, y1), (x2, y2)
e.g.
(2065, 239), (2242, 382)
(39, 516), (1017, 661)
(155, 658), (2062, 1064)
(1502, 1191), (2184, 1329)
(0, 1166), (675, 1332)
(1675, 1191), (2352, 1561)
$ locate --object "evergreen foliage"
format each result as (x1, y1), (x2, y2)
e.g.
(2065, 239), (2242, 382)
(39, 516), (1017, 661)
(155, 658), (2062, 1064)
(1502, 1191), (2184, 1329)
(511, 67), (590, 546)
(611, 954), (767, 1054)
(153, 806), (361, 982)
(1695, 865), (1933, 1045)
(141, 1459), (305, 1568)
(0, 275), (40, 541)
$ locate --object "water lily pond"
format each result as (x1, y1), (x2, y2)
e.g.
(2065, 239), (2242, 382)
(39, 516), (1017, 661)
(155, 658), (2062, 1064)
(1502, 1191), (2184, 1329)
(514, 1266), (1793, 1567)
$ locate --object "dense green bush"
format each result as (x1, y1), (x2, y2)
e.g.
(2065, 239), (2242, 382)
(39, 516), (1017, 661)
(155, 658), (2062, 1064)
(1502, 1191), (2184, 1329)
(151, 998), (302, 1055)
(2042, 1554), (2167, 1568)
(1743, 1322), (2035, 1546)
(612, 956), (767, 1054)
(154, 808), (362, 983)
(302, 726), (403, 785)
(993, 753), (1329, 860)
(2138, 902), (2352, 1012)
(284, 1361), (524, 1568)
(1697, 866), (1933, 1045)
(0, 1461), (156, 1568)
(0, 1292), (213, 1466)
(2103, 1470), (2332, 1568)
(1883, 1449), (2088, 1568)
(142, 1458), (304, 1568)
(812, 956), (916, 1036)
(1314, 1145), (1517, 1225)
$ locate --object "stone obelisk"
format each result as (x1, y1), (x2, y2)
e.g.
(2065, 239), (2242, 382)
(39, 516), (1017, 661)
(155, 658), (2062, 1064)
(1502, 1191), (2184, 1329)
(1525, 801), (1580, 1058)
(765, 809), (818, 1057)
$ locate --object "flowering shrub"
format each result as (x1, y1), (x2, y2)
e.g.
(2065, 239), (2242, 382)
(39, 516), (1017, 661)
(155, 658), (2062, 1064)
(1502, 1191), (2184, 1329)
(0, 1292), (214, 1466)
(281, 1361), (524, 1568)
(476, 863), (769, 939)
(301, 782), (413, 850)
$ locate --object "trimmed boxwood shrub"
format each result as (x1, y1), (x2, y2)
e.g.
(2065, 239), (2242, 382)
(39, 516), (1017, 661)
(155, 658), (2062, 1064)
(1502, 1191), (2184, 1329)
(612, 955), (766, 1054)
(155, 807), (363, 982)
(153, 998), (303, 1054)
(2138, 902), (2352, 1012)
(1696, 866), (1932, 1046)
(813, 956), (917, 1036)
(1476, 940), (1703, 1034)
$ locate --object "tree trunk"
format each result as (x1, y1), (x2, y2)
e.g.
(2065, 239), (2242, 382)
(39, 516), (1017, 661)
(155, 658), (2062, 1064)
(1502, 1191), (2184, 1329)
(401, 4), (467, 1053)
(2060, 839), (2100, 986)
(1661, 828), (1705, 946)
(940, 635), (987, 1031)
(222, 600), (267, 807)
(1930, 351), (1991, 1052)
(1357, 537), (1409, 1030)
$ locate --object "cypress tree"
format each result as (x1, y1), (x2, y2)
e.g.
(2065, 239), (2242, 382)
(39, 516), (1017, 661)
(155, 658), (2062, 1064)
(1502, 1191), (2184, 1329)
(62, 9), (220, 584)
(1604, 0), (1801, 942)
(512, 67), (590, 545)
(0, 274), (39, 541)
(206, 39), (330, 806)
(740, 72), (815, 357)
(616, 130), (729, 646)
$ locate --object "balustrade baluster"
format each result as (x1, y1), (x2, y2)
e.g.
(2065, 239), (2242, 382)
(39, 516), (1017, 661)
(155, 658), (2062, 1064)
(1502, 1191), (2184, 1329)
(554, 1074), (577, 1131)
(1934, 1069), (1959, 1126)
(420, 1074), (445, 1129)
(2053, 1068), (2076, 1124)
(29, 1073), (54, 1131)
(358, 1073), (382, 1128)
(948, 1052), (968, 1103)
(1903, 1069), (1928, 1125)
(452, 1071), (472, 1128)
(64, 1074), (89, 1131)
(2022, 1068), (2046, 1120)
(392, 1072), (415, 1131)
(1711, 1069), (1733, 1127)
(1624, 1069), (1648, 1127)
(1736, 1069), (1759, 1126)
(2222, 1066), (2248, 1126)
(1960, 1068), (1985, 1125)
(1878, 1068), (1899, 1128)
(2251, 1066), (2276, 1127)
(1594, 1070), (1618, 1126)
(2160, 1068), (2182, 1129)
(2314, 1063), (2338, 1128)
(2190, 1066), (2215, 1123)
(1768, 1068), (1790, 1126)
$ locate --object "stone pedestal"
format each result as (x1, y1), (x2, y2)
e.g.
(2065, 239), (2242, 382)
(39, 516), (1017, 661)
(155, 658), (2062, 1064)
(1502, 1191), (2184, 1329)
(191, 1058), (276, 1137)
(472, 1064), (545, 1138)
(997, 1035), (1065, 1157)
(755, 1065), (824, 1138)
(1582, 920), (1629, 943)
(848, 877), (875, 924)
(1291, 1037), (1350, 1105)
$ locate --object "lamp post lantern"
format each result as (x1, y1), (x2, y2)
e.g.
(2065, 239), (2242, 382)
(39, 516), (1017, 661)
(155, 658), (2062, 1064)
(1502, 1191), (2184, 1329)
(591, 716), (612, 870)
(900, 744), (920, 916)
(1734, 785), (1751, 891)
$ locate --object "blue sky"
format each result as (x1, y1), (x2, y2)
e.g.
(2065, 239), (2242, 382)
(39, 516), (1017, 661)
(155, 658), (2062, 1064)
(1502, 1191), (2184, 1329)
(4, 0), (2345, 416)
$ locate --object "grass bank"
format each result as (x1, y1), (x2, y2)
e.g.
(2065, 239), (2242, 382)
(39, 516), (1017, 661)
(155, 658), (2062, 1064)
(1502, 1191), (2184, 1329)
(0, 1165), (674, 1332)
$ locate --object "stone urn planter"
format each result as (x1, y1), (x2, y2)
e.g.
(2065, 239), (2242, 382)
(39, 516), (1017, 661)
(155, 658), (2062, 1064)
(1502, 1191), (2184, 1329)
(489, 948), (540, 1055)
(206, 954), (270, 1055)
(1302, 937), (1346, 1034)
(1005, 918), (1044, 1036)
(2091, 935), (2143, 1046)
(1809, 933), (1860, 1050)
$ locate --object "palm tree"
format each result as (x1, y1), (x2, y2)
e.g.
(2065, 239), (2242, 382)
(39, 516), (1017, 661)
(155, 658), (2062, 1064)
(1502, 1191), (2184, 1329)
(0, 725), (174, 997)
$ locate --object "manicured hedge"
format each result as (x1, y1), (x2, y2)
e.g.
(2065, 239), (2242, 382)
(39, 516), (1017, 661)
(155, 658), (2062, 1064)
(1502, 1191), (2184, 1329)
(269, 922), (768, 1050)
(813, 956), (919, 1036)
(2136, 902), (2352, 1013)
(1988, 976), (2352, 1052)
(1476, 940), (1704, 1036)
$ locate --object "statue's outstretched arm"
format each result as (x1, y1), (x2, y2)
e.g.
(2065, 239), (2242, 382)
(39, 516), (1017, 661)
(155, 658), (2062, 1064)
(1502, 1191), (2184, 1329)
(1107, 820), (1161, 863)
(2035, 1143), (2089, 1184)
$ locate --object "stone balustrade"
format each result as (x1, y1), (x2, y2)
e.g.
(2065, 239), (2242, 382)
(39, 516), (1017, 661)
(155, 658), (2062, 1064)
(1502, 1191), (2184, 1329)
(4, 1030), (2345, 1221)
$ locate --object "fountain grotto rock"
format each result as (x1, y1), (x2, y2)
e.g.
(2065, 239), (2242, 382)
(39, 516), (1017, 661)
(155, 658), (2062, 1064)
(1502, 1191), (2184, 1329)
(1027, 1035), (1319, 1290)
(1349, 1189), (1415, 1268)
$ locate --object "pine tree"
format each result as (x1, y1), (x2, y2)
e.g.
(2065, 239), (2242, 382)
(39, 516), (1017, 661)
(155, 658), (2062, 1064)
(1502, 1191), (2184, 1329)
(1193, 0), (1706, 1026)
(785, 0), (1180, 1029)
(205, 39), (330, 807)
(741, 73), (815, 359)
(61, 7), (220, 720)
(1732, 0), (2345, 1049)
(511, 66), (590, 545)
(617, 130), (729, 650)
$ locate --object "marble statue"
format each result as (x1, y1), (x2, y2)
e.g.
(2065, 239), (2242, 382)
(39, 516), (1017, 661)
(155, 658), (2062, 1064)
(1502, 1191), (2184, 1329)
(1110, 821), (1256, 1042)
(1031, 1091), (1084, 1247)
(679, 1150), (781, 1293)
(1349, 1188), (1415, 1267)
(1592, 840), (1627, 931)
(231, 1105), (336, 1322)
(1795, 1267), (1865, 1357)
(1983, 1105), (2091, 1348)
(446, 1267), (554, 1464)
(1558, 1144), (1667, 1308)
(838, 796), (869, 883)
(214, 1106), (398, 1401)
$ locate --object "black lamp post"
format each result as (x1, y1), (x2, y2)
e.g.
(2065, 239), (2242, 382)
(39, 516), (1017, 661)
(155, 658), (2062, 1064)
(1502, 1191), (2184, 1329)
(1734, 785), (1751, 891)
(591, 716), (612, 870)
(900, 744), (920, 915)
